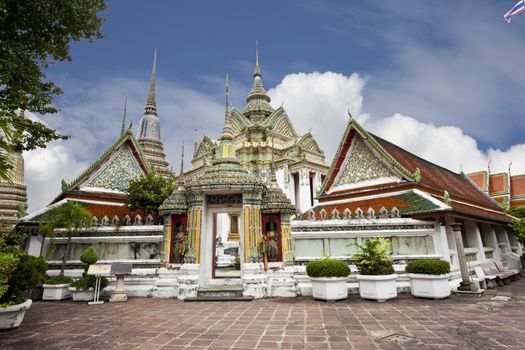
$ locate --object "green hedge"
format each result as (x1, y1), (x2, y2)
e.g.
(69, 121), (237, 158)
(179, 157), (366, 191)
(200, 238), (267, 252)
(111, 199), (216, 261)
(306, 258), (350, 278)
(45, 275), (74, 285)
(71, 275), (108, 290)
(405, 259), (450, 275)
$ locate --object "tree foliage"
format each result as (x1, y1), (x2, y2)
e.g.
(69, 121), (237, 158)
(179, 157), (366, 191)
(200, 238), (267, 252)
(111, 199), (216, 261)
(507, 206), (525, 245)
(40, 201), (92, 275)
(125, 171), (175, 223)
(0, 0), (106, 180)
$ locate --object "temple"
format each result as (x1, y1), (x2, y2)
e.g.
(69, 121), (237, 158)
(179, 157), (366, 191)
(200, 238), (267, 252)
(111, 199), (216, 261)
(467, 167), (525, 209)
(187, 48), (328, 213)
(17, 50), (522, 299)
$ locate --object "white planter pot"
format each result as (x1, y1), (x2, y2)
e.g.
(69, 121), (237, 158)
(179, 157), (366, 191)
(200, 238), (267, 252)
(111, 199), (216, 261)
(310, 277), (348, 301)
(0, 299), (32, 330)
(69, 287), (95, 301)
(356, 274), (398, 302)
(42, 284), (71, 300)
(407, 273), (451, 299)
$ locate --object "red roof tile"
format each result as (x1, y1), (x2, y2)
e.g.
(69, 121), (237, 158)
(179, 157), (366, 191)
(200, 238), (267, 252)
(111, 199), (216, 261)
(489, 173), (507, 195)
(373, 135), (500, 210)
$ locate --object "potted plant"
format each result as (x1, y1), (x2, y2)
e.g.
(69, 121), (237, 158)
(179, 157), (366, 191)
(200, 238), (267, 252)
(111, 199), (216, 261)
(353, 237), (398, 302)
(42, 274), (74, 300)
(306, 257), (350, 301)
(405, 259), (451, 299)
(0, 231), (48, 330)
(69, 247), (108, 301)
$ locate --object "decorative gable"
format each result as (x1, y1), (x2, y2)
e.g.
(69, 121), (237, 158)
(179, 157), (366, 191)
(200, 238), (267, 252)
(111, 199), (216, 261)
(333, 136), (398, 189)
(82, 143), (145, 191)
(264, 108), (297, 139)
(297, 133), (323, 154)
(195, 136), (215, 158)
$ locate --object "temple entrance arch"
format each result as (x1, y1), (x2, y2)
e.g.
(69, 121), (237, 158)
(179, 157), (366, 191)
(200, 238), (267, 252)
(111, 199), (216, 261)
(200, 194), (244, 286)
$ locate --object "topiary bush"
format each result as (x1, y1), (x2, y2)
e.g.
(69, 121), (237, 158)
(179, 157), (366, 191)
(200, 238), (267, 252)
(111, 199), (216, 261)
(45, 275), (74, 285)
(80, 247), (98, 267)
(405, 259), (450, 275)
(306, 258), (350, 278)
(70, 275), (108, 290)
(71, 246), (108, 291)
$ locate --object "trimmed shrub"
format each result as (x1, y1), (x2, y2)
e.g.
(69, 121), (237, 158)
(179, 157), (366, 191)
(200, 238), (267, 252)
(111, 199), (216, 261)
(306, 258), (350, 278)
(80, 247), (98, 266)
(45, 275), (74, 285)
(71, 275), (108, 290)
(405, 259), (450, 275)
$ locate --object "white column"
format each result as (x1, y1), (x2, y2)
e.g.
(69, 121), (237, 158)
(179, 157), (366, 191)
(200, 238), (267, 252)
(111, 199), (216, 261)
(435, 219), (452, 264)
(26, 235), (44, 257)
(464, 220), (486, 261)
(480, 224), (501, 261)
(495, 225), (511, 255)
(298, 168), (311, 212)
(507, 227), (523, 255)
(444, 217), (459, 268)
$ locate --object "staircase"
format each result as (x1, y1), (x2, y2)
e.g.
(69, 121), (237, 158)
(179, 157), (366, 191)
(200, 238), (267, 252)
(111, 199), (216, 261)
(184, 279), (253, 302)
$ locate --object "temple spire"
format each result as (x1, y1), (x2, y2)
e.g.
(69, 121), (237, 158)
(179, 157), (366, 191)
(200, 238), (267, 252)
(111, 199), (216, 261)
(120, 94), (127, 136)
(254, 40), (261, 77)
(221, 73), (234, 140)
(225, 73), (229, 118)
(144, 48), (157, 116)
(193, 129), (198, 157)
(180, 141), (184, 176)
(243, 42), (273, 118)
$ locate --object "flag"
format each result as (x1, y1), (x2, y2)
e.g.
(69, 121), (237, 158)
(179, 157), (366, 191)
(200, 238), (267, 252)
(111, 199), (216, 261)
(505, 0), (525, 23)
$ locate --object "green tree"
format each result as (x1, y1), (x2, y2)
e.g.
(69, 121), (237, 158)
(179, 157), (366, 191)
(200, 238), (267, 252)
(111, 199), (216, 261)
(125, 171), (175, 224)
(40, 201), (92, 275)
(507, 206), (525, 245)
(0, 0), (106, 180)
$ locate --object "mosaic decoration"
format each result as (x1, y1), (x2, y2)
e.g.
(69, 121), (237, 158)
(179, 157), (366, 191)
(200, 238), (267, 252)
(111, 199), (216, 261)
(84, 144), (144, 191)
(335, 136), (396, 187)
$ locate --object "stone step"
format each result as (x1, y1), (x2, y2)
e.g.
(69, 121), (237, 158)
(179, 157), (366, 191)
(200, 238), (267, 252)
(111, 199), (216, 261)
(198, 285), (244, 298)
(184, 296), (254, 302)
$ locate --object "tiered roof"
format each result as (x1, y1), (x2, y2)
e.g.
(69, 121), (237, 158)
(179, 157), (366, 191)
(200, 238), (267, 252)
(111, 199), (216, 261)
(311, 113), (513, 224)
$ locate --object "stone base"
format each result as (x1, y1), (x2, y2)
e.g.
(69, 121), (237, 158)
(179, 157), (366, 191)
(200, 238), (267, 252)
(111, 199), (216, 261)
(109, 291), (128, 302)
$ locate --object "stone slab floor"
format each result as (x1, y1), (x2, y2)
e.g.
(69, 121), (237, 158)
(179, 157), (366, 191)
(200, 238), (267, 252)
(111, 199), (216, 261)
(2, 279), (525, 350)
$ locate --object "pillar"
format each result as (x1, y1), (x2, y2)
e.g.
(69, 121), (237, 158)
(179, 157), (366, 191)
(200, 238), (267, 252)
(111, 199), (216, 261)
(281, 213), (293, 264)
(451, 223), (479, 291)
(186, 206), (202, 264)
(243, 205), (261, 263)
(298, 168), (311, 212)
(495, 225), (511, 255)
(480, 224), (501, 261)
(464, 220), (486, 261)
(162, 215), (172, 265)
(435, 218), (452, 264)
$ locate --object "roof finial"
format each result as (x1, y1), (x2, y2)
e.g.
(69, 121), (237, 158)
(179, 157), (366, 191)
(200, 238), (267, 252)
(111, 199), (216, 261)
(193, 128), (198, 158)
(144, 48), (157, 116)
(254, 40), (261, 77)
(225, 73), (229, 118)
(180, 140), (184, 176)
(120, 94), (128, 136)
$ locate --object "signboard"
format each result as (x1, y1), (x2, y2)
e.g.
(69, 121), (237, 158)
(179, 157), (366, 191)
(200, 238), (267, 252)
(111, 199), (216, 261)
(110, 263), (132, 275)
(87, 264), (112, 276)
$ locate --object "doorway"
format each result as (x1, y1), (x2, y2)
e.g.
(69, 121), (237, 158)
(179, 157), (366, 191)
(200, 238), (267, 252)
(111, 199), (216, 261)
(212, 212), (241, 279)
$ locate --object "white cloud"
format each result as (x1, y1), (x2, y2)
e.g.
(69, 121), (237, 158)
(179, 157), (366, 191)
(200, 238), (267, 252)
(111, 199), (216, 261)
(268, 71), (367, 161)
(267, 71), (525, 176)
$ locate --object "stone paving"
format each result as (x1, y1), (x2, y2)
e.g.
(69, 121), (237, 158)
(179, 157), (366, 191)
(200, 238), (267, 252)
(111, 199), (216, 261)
(2, 279), (525, 350)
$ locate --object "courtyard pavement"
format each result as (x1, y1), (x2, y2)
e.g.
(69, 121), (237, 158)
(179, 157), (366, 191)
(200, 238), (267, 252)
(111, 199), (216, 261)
(2, 279), (525, 350)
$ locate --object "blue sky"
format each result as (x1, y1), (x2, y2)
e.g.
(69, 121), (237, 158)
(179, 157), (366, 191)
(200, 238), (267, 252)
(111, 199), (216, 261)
(26, 1), (525, 212)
